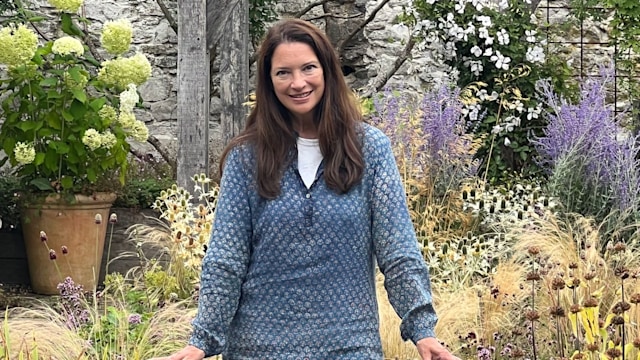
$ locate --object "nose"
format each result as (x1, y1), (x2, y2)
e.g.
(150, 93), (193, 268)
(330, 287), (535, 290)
(290, 71), (305, 90)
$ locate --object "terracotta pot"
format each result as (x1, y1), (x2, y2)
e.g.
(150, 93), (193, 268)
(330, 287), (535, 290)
(21, 193), (117, 295)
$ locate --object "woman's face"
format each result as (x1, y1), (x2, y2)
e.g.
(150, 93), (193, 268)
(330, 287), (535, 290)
(270, 42), (325, 123)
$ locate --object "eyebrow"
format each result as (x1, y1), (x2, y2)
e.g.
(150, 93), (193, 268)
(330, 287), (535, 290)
(273, 61), (320, 71)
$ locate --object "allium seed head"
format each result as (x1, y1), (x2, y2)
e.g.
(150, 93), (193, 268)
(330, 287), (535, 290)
(40, 231), (48, 242)
(550, 306), (565, 317)
(630, 293), (640, 304)
(611, 315), (625, 325)
(613, 241), (627, 252)
(527, 246), (540, 256)
(526, 272), (541, 281)
(570, 304), (583, 313)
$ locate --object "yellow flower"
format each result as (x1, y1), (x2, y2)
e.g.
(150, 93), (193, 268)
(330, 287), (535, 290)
(14, 142), (36, 165)
(0, 24), (38, 67)
(100, 19), (133, 56)
(82, 128), (102, 151)
(130, 120), (149, 142)
(47, 0), (83, 13)
(98, 53), (152, 89)
(52, 36), (84, 56)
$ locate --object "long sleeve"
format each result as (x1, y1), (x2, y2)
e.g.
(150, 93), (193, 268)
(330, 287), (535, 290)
(188, 147), (253, 356)
(369, 131), (438, 344)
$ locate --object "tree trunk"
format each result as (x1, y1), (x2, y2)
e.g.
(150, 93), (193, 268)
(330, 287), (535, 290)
(219, 0), (250, 147)
(177, 0), (210, 189)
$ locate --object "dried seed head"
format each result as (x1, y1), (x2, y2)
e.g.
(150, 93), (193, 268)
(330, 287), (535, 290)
(586, 343), (599, 352)
(49, 249), (57, 260)
(612, 301), (631, 314)
(572, 353), (585, 359)
(570, 304), (583, 314)
(633, 337), (640, 348)
(611, 315), (625, 325)
(630, 293), (640, 304)
(615, 266), (629, 278)
(528, 246), (540, 256)
(525, 310), (540, 322)
(526, 272), (541, 281)
(605, 348), (622, 358)
(613, 241), (627, 252)
(61, 246), (68, 255)
(511, 348), (525, 358)
(584, 297), (599, 308)
(568, 278), (581, 289)
(95, 214), (102, 224)
(568, 262), (578, 270)
(552, 276), (566, 290)
(584, 272), (596, 281)
(109, 213), (118, 224)
(40, 231), (48, 242)
(550, 306), (565, 317)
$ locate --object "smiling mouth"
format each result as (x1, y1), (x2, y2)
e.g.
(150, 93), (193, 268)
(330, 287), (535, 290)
(290, 91), (312, 98)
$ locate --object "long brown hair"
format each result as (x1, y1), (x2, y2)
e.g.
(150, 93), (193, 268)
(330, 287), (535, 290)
(219, 18), (364, 199)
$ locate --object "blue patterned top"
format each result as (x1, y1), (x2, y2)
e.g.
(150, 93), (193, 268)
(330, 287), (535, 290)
(189, 124), (437, 359)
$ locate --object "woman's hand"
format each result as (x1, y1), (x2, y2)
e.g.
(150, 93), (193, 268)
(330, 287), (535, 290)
(148, 345), (205, 360)
(416, 337), (462, 360)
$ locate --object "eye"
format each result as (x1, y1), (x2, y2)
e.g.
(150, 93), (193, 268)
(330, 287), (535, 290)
(303, 64), (317, 72)
(275, 70), (289, 77)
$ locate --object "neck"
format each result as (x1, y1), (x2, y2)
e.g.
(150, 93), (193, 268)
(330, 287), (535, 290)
(293, 116), (317, 139)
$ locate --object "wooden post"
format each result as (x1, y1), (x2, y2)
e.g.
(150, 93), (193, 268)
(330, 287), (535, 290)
(219, 0), (250, 146)
(177, 0), (209, 189)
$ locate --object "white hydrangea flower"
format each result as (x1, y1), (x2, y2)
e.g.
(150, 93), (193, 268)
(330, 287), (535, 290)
(14, 141), (36, 165)
(496, 29), (510, 45)
(82, 128), (102, 151)
(101, 130), (117, 149)
(119, 83), (139, 113)
(130, 120), (149, 142)
(52, 36), (84, 56)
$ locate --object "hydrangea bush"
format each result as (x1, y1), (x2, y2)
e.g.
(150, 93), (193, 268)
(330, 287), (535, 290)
(0, 0), (152, 196)
(400, 0), (573, 182)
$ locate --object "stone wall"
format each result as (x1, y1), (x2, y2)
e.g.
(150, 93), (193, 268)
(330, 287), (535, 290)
(2, 0), (624, 166)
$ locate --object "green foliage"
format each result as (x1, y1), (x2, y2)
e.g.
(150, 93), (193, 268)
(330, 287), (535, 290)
(402, 0), (574, 183)
(0, 5), (151, 197)
(249, 0), (277, 45)
(112, 155), (175, 209)
(0, 172), (21, 230)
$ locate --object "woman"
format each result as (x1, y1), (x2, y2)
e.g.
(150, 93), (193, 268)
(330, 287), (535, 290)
(155, 18), (459, 360)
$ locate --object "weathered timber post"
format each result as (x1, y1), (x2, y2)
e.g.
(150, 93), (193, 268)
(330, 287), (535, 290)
(177, 0), (209, 189)
(219, 0), (250, 147)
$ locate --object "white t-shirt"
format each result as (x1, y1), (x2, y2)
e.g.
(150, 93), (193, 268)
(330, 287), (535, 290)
(297, 137), (323, 189)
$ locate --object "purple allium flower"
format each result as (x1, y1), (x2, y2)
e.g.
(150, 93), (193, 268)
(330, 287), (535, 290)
(94, 214), (102, 224)
(40, 231), (48, 242)
(57, 277), (90, 330)
(61, 245), (68, 254)
(128, 313), (142, 325)
(49, 249), (57, 260)
(109, 213), (118, 224)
